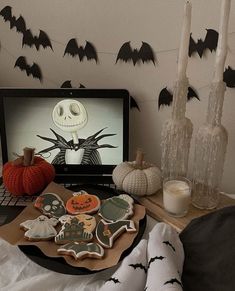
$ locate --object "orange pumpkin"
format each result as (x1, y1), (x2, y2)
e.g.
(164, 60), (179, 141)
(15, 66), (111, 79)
(66, 192), (101, 214)
(3, 147), (55, 196)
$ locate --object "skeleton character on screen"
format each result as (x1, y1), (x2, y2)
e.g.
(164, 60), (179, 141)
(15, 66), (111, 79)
(37, 99), (116, 165)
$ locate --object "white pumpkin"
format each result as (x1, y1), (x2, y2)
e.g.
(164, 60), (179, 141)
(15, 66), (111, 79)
(112, 150), (162, 196)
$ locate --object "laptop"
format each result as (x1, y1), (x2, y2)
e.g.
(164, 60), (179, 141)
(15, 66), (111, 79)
(0, 88), (129, 224)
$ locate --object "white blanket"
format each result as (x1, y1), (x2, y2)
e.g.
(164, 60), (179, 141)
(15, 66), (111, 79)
(0, 222), (184, 291)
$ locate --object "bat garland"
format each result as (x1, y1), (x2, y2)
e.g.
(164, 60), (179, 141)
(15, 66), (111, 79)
(0, 5), (53, 51)
(189, 29), (218, 58)
(223, 66), (235, 88)
(116, 41), (156, 66)
(158, 86), (199, 109)
(64, 38), (98, 63)
(14, 56), (42, 81)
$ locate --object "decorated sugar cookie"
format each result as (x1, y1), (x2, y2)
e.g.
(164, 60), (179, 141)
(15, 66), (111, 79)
(57, 242), (104, 260)
(34, 192), (66, 218)
(59, 214), (96, 233)
(66, 191), (101, 215)
(55, 216), (93, 244)
(99, 194), (134, 222)
(20, 215), (58, 241)
(96, 219), (136, 248)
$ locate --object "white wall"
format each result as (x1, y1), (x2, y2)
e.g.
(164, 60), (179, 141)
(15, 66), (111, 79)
(0, 0), (234, 193)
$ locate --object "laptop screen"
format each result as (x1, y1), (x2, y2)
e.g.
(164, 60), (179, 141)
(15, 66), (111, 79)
(0, 89), (129, 176)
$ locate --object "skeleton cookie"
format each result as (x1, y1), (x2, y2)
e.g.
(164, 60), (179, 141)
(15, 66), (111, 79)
(20, 215), (58, 241)
(52, 99), (88, 164)
(34, 193), (66, 218)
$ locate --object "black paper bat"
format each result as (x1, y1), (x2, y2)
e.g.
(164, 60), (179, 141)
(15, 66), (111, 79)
(106, 277), (120, 284)
(64, 38), (98, 62)
(163, 240), (176, 252)
(129, 263), (147, 273)
(148, 256), (165, 269)
(223, 66), (235, 88)
(22, 29), (53, 50)
(14, 56), (42, 81)
(130, 96), (140, 111)
(0, 6), (26, 34)
(60, 80), (85, 88)
(189, 29), (218, 58)
(116, 41), (155, 66)
(158, 86), (199, 109)
(164, 278), (183, 287)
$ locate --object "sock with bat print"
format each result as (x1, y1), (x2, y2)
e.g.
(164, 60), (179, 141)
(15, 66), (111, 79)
(100, 239), (147, 291)
(145, 223), (184, 291)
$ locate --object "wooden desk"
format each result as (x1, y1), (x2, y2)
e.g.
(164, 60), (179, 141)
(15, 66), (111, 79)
(137, 190), (235, 232)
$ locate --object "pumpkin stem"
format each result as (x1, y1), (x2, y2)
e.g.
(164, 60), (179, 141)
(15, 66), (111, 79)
(23, 147), (35, 166)
(135, 148), (144, 169)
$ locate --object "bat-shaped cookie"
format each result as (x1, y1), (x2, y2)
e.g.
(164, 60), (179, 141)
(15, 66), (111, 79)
(158, 86), (199, 109)
(106, 277), (121, 284)
(22, 29), (53, 50)
(164, 278), (183, 287)
(60, 80), (85, 88)
(189, 29), (218, 58)
(14, 56), (42, 81)
(223, 66), (235, 88)
(116, 41), (155, 66)
(64, 38), (98, 62)
(129, 263), (147, 273)
(0, 6), (26, 34)
(162, 240), (176, 252)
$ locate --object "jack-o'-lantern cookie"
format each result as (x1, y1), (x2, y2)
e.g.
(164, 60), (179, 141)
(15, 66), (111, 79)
(66, 191), (101, 215)
(99, 194), (134, 222)
(20, 215), (58, 241)
(34, 193), (66, 218)
(59, 214), (96, 233)
(55, 216), (93, 244)
(57, 242), (104, 260)
(96, 219), (136, 248)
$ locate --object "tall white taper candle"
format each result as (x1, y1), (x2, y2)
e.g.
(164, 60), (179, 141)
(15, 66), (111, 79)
(177, 1), (192, 80)
(213, 0), (231, 83)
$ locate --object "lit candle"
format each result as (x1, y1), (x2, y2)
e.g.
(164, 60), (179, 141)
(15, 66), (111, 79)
(177, 1), (192, 80)
(163, 178), (191, 217)
(213, 0), (231, 83)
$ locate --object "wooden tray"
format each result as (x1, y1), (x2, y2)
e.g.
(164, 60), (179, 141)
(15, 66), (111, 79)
(137, 190), (235, 232)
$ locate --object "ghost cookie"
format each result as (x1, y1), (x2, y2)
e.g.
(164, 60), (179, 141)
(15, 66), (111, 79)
(96, 219), (136, 248)
(20, 215), (58, 241)
(55, 216), (93, 244)
(66, 191), (101, 215)
(34, 193), (66, 218)
(57, 242), (104, 260)
(59, 214), (96, 233)
(99, 194), (134, 222)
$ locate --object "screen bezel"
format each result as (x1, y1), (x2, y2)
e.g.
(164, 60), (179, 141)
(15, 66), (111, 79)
(0, 88), (129, 175)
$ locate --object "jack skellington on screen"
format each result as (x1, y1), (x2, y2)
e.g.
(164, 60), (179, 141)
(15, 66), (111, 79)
(37, 99), (117, 165)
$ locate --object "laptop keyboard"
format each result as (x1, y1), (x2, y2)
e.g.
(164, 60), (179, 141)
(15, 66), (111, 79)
(0, 182), (116, 207)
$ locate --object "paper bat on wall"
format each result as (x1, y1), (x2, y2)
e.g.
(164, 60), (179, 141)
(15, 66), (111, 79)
(0, 6), (26, 34)
(22, 29), (53, 50)
(158, 86), (199, 109)
(60, 80), (85, 88)
(189, 29), (218, 58)
(116, 41), (156, 66)
(223, 66), (235, 88)
(64, 38), (98, 62)
(14, 56), (42, 81)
